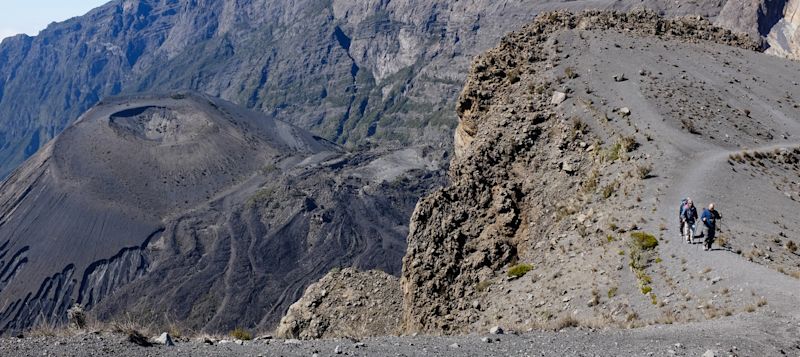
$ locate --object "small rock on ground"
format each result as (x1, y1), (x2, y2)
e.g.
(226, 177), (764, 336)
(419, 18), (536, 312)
(490, 326), (504, 335)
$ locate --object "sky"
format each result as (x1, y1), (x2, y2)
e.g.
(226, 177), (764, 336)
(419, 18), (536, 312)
(0, 0), (109, 40)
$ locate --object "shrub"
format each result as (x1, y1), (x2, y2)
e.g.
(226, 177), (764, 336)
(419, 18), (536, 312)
(67, 305), (87, 330)
(756, 297), (768, 307)
(716, 236), (728, 248)
(564, 66), (579, 79)
(603, 136), (638, 162)
(681, 118), (699, 134)
(476, 280), (493, 292)
(507, 264), (534, 278)
(630, 232), (658, 250)
(602, 181), (618, 199)
(231, 327), (253, 341)
(619, 136), (637, 152)
(571, 117), (588, 139)
(641, 285), (652, 294)
(550, 315), (580, 331)
(635, 164), (652, 179)
(582, 170), (600, 193)
(786, 240), (798, 253)
(607, 286), (618, 298)
(555, 205), (577, 221)
(659, 311), (676, 324)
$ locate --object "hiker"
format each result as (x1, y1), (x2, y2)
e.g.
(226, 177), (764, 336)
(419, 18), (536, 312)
(678, 197), (689, 239)
(701, 203), (722, 251)
(682, 199), (698, 243)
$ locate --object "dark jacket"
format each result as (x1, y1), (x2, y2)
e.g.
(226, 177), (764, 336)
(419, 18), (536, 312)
(701, 209), (721, 229)
(683, 206), (698, 223)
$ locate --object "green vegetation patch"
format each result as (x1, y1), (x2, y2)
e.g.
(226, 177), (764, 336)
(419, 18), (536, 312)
(507, 263), (534, 278)
(630, 231), (658, 250)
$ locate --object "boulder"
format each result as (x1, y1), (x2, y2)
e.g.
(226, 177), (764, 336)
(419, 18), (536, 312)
(153, 332), (174, 347)
(551, 91), (568, 105)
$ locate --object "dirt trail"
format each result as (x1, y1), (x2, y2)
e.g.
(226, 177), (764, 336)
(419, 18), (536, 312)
(658, 140), (800, 318)
(581, 30), (800, 320)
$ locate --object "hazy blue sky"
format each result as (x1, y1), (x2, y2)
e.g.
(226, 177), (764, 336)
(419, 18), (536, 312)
(0, 1), (109, 40)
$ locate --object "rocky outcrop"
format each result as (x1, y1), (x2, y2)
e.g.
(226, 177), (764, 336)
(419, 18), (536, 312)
(765, 0), (800, 59)
(400, 10), (762, 334)
(715, 0), (786, 40)
(715, 0), (800, 59)
(0, 92), (441, 334)
(276, 268), (402, 339)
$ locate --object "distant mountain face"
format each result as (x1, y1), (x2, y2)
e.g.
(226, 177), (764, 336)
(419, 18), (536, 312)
(2, 0), (792, 178)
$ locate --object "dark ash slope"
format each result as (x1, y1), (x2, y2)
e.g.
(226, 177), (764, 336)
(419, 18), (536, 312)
(0, 92), (439, 334)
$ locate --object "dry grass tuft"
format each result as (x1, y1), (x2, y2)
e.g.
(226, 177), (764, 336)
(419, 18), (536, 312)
(549, 315), (580, 331)
(786, 240), (798, 253)
(681, 118), (700, 134)
(635, 164), (653, 179)
(476, 280), (493, 292)
(564, 66), (579, 79)
(230, 327), (253, 341)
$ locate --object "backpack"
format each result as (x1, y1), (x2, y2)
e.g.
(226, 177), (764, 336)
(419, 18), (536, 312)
(678, 198), (688, 216)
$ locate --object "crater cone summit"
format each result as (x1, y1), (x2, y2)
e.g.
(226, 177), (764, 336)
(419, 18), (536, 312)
(50, 93), (337, 217)
(0, 92), (431, 333)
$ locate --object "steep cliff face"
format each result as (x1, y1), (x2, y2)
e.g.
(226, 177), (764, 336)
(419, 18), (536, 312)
(715, 0), (800, 59)
(765, 0), (800, 59)
(400, 9), (800, 335)
(0, 92), (442, 334)
(715, 0), (786, 39)
(0, 0), (782, 179)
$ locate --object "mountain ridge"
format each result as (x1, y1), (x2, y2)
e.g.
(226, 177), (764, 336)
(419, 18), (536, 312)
(1, 0), (795, 179)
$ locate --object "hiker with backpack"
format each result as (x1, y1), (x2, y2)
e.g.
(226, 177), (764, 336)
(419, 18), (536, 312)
(678, 197), (688, 239)
(682, 198), (698, 243)
(701, 203), (722, 251)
